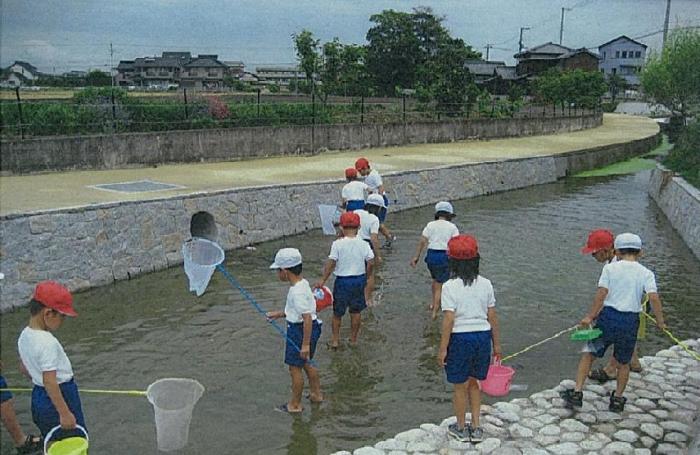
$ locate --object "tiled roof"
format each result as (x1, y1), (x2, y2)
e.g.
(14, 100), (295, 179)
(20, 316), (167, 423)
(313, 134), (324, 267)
(464, 60), (506, 76)
(598, 35), (647, 50)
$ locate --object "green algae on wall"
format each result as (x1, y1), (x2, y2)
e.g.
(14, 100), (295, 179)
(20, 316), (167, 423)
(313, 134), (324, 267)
(574, 135), (672, 177)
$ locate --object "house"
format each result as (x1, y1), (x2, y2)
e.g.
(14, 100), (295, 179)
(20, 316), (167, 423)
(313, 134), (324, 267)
(514, 43), (599, 76)
(465, 60), (507, 84)
(180, 55), (228, 89)
(0, 61), (42, 87)
(598, 35), (647, 86)
(255, 66), (305, 86)
(464, 60), (523, 95)
(63, 70), (88, 78)
(224, 61), (245, 78)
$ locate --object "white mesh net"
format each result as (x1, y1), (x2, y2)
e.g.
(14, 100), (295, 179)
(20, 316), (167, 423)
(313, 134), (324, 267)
(146, 378), (205, 452)
(182, 238), (225, 296)
(318, 204), (341, 235)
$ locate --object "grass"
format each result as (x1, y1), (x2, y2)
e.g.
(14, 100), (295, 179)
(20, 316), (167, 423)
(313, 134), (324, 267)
(574, 135), (671, 178)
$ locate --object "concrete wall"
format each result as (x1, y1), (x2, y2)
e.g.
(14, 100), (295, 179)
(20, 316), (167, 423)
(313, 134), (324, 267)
(648, 165), (700, 259)
(0, 132), (658, 311)
(0, 114), (601, 174)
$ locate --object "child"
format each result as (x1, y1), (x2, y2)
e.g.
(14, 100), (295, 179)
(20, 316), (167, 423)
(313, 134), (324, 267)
(438, 235), (501, 443)
(355, 158), (395, 247)
(581, 229), (644, 382)
(411, 202), (460, 320)
(17, 281), (86, 442)
(266, 248), (323, 413)
(316, 212), (375, 349)
(355, 194), (384, 259)
(561, 233), (666, 412)
(1, 362), (42, 454)
(341, 167), (368, 212)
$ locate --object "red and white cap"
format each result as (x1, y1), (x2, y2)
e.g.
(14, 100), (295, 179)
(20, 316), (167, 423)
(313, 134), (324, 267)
(355, 157), (370, 170)
(581, 229), (614, 254)
(447, 235), (479, 260)
(33, 281), (77, 317)
(340, 212), (361, 228)
(345, 167), (358, 179)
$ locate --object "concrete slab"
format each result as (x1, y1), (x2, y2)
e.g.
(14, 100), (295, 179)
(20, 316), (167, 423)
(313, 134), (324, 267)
(0, 114), (658, 216)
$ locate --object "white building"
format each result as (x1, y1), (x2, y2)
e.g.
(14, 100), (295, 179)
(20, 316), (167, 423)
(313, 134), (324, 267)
(598, 35), (647, 86)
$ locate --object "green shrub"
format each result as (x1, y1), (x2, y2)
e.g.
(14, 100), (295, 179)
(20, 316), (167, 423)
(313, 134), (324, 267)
(664, 122), (700, 188)
(601, 102), (618, 113)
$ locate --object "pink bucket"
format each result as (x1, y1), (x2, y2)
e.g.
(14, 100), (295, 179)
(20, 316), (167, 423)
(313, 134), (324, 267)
(480, 361), (515, 397)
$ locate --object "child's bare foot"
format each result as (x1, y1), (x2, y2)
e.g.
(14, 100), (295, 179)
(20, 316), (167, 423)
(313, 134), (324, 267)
(326, 341), (339, 350)
(306, 393), (324, 403)
(275, 403), (303, 414)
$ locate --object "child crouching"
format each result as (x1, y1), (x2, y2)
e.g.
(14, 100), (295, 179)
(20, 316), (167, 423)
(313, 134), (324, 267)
(438, 235), (501, 443)
(266, 248), (323, 413)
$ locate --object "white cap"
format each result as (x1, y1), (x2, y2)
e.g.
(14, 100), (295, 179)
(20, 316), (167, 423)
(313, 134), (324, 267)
(366, 193), (386, 208)
(614, 233), (642, 250)
(435, 201), (454, 215)
(269, 248), (303, 269)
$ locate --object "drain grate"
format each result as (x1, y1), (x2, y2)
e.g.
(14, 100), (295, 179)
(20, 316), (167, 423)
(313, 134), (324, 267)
(90, 180), (185, 193)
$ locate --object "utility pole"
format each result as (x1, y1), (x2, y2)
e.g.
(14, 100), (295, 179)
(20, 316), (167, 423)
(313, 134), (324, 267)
(485, 43), (493, 61)
(662, 0), (672, 47)
(519, 27), (531, 53)
(109, 42), (115, 88)
(559, 7), (572, 45)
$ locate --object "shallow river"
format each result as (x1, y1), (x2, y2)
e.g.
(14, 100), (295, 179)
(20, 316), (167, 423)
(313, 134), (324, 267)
(1, 170), (699, 454)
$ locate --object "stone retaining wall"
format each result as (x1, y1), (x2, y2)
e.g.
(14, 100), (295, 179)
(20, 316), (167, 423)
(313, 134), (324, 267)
(0, 132), (658, 311)
(648, 165), (700, 260)
(0, 114), (601, 174)
(331, 340), (700, 455)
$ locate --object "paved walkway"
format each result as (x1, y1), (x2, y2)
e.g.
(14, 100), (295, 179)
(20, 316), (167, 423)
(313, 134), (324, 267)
(0, 114), (659, 216)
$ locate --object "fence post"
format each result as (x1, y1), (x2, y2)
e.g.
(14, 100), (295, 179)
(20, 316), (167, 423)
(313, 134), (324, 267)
(257, 88), (261, 119)
(15, 87), (24, 139)
(360, 96), (364, 124)
(111, 87), (117, 132)
(311, 92), (316, 153)
(402, 94), (406, 123)
(183, 88), (189, 121)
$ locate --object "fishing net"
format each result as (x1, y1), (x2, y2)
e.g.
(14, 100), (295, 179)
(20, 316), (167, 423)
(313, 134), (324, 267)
(146, 378), (205, 452)
(183, 238), (225, 296)
(318, 204), (341, 235)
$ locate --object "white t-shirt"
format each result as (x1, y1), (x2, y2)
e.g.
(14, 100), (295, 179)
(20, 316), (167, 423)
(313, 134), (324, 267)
(441, 276), (495, 333)
(284, 279), (318, 323)
(18, 327), (74, 386)
(355, 209), (380, 241)
(422, 219), (459, 250)
(329, 236), (375, 276)
(363, 170), (383, 193)
(598, 260), (657, 313)
(341, 181), (369, 201)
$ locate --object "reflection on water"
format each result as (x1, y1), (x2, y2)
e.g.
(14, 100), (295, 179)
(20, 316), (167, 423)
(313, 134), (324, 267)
(1, 171), (699, 454)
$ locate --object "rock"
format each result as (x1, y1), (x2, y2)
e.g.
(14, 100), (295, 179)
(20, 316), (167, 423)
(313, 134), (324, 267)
(406, 440), (436, 452)
(491, 447), (522, 455)
(612, 430), (638, 443)
(534, 413), (558, 425)
(532, 398), (552, 409)
(639, 436), (654, 448)
(386, 451), (408, 455)
(550, 407), (575, 418)
(559, 379), (576, 389)
(447, 439), (471, 451)
(670, 409), (695, 423)
(659, 420), (691, 435)
(494, 402), (521, 414)
(509, 423), (533, 438)
(633, 450), (651, 455)
(594, 423), (617, 435)
(375, 439), (406, 451)
(633, 398), (655, 410)
(494, 411), (520, 423)
(627, 413), (655, 423)
(649, 409), (669, 419)
(353, 447), (384, 455)
(484, 414), (505, 427)
(395, 428), (427, 442)
(522, 408), (544, 418)
(441, 416), (457, 427)
(663, 432), (687, 443)
(533, 434), (559, 446)
(580, 437), (605, 451)
(596, 411), (623, 422)
(482, 422), (508, 437)
(584, 384), (607, 396)
(657, 349), (679, 358)
(601, 441), (634, 454)
(521, 449), (548, 455)
(518, 418), (541, 429)
(617, 419), (639, 429)
(639, 422), (663, 439)
(670, 399), (697, 411)
(419, 423), (440, 433)
(561, 432), (585, 442)
(331, 452), (353, 455)
(474, 438), (501, 454)
(560, 419), (589, 433)
(540, 425), (561, 436)
(577, 413), (596, 424)
(544, 442), (581, 454)
(655, 443), (685, 454)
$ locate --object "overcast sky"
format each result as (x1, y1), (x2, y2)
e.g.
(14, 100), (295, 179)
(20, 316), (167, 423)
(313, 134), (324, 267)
(2, 0), (699, 73)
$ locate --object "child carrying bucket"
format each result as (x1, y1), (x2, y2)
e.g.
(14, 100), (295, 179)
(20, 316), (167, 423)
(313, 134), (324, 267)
(438, 235), (501, 443)
(266, 248), (323, 413)
(17, 281), (87, 447)
(341, 167), (368, 212)
(561, 233), (666, 412)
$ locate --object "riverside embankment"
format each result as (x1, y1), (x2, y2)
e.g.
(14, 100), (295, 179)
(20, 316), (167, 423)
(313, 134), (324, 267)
(0, 114), (659, 309)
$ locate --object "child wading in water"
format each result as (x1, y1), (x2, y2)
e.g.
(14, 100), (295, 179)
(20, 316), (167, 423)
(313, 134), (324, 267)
(17, 281), (87, 446)
(355, 158), (395, 247)
(411, 201), (459, 320)
(438, 235), (501, 443)
(316, 212), (375, 349)
(561, 233), (666, 412)
(341, 167), (368, 212)
(266, 248), (323, 413)
(581, 229), (644, 383)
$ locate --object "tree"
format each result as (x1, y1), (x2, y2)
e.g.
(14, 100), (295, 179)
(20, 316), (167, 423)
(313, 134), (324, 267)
(293, 29), (320, 91)
(320, 40), (370, 97)
(606, 73), (628, 103)
(641, 29), (700, 120)
(86, 70), (111, 86)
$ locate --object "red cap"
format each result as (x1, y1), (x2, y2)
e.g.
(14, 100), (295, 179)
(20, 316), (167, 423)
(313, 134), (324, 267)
(345, 167), (358, 179)
(33, 281), (77, 317)
(581, 229), (614, 254)
(340, 212), (361, 228)
(355, 157), (370, 170)
(447, 235), (479, 260)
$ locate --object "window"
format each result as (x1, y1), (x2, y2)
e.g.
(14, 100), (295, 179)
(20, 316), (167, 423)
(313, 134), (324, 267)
(622, 51), (627, 58)
(612, 68), (617, 74)
(603, 51), (606, 59)
(615, 51), (620, 58)
(635, 51), (641, 58)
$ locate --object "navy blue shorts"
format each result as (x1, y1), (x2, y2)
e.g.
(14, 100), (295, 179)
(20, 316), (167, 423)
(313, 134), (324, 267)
(333, 274), (367, 316)
(378, 195), (390, 223)
(445, 330), (492, 383)
(32, 379), (87, 438)
(285, 320), (322, 367)
(0, 375), (12, 403)
(588, 306), (640, 365)
(346, 200), (365, 211)
(425, 249), (449, 284)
